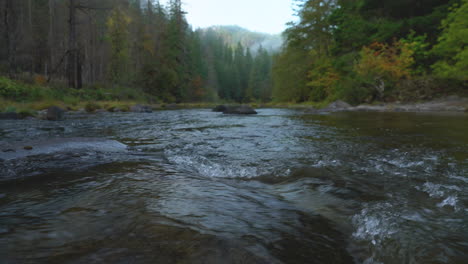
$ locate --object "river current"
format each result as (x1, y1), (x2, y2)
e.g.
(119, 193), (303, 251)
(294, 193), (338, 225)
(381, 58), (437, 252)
(0, 109), (467, 263)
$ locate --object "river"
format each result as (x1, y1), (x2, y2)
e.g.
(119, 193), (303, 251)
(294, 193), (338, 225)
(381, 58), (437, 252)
(1, 109), (467, 263)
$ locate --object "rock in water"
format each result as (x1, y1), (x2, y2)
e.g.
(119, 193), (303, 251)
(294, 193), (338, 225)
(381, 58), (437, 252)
(326, 100), (351, 110)
(223, 105), (257, 115)
(213, 105), (228, 112)
(46, 106), (65, 121)
(0, 112), (19, 120)
(130, 104), (153, 113)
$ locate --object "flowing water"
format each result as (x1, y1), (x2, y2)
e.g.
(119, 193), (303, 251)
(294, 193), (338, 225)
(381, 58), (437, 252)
(0, 109), (467, 263)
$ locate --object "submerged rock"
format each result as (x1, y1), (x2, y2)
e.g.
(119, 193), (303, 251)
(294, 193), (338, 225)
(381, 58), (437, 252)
(0, 112), (19, 120)
(0, 137), (128, 182)
(307, 100), (352, 114)
(326, 100), (351, 110)
(0, 137), (127, 161)
(130, 104), (153, 113)
(46, 106), (65, 121)
(222, 105), (258, 115)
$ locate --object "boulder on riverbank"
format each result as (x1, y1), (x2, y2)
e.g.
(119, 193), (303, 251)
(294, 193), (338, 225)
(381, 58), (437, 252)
(212, 105), (228, 112)
(214, 105), (257, 115)
(326, 100), (351, 110)
(307, 100), (352, 113)
(130, 104), (153, 113)
(307, 96), (468, 113)
(353, 96), (468, 112)
(46, 106), (65, 121)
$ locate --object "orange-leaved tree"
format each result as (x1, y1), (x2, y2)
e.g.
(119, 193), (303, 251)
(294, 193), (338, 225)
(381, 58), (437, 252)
(354, 41), (414, 99)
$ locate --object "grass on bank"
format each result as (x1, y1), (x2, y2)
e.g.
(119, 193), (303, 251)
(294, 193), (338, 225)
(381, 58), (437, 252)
(2, 76), (467, 116)
(0, 76), (226, 115)
(0, 76), (153, 114)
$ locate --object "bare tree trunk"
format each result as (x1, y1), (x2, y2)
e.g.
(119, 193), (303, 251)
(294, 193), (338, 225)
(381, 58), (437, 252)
(28, 0), (34, 76)
(4, 0), (15, 78)
(67, 0), (82, 88)
(48, 0), (55, 77)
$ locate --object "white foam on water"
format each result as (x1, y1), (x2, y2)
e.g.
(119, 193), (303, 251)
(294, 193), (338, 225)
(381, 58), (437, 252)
(313, 159), (341, 168)
(352, 205), (398, 246)
(449, 175), (468, 183)
(166, 152), (259, 178)
(437, 196), (459, 210)
(417, 182), (445, 198)
(416, 182), (462, 198)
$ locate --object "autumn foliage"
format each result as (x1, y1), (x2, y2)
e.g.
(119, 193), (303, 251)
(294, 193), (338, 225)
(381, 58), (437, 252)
(355, 41), (414, 82)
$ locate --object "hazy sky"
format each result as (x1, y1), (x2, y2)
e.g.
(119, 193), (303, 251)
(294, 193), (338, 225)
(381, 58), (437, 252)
(160, 0), (297, 34)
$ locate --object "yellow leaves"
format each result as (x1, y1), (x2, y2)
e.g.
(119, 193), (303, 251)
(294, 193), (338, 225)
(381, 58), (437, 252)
(307, 69), (339, 91)
(143, 33), (155, 55)
(191, 76), (205, 98)
(306, 52), (340, 101)
(355, 41), (415, 81)
(106, 8), (131, 33)
(34, 75), (47, 86)
(106, 7), (132, 84)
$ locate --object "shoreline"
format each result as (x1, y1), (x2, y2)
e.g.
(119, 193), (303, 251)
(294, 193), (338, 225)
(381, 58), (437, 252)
(300, 95), (468, 114)
(1, 95), (467, 120)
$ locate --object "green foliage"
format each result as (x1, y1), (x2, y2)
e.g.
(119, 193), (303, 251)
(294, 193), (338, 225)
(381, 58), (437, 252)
(355, 41), (415, 80)
(0, 76), (155, 108)
(432, 0), (468, 80)
(400, 31), (430, 74)
(85, 102), (101, 113)
(354, 41), (415, 99)
(334, 75), (374, 105)
(307, 52), (340, 102)
(198, 28), (274, 103)
(2, 0), (464, 106)
(0, 76), (28, 99)
(4, 105), (17, 113)
(272, 0), (464, 105)
(0, 76), (51, 101)
(272, 46), (310, 102)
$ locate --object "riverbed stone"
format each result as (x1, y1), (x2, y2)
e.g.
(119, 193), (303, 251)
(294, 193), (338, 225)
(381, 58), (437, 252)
(326, 100), (351, 110)
(46, 106), (65, 121)
(222, 105), (258, 115)
(213, 105), (228, 112)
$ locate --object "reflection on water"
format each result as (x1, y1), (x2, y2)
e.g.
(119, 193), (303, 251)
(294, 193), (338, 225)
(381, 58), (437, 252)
(1, 110), (467, 263)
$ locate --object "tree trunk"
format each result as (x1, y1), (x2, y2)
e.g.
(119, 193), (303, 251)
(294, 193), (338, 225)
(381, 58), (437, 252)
(48, 0), (55, 77)
(4, 0), (16, 78)
(67, 0), (82, 88)
(28, 0), (34, 75)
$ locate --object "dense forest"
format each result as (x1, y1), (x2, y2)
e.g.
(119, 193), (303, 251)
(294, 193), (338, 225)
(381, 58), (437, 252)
(273, 0), (467, 104)
(0, 0), (466, 106)
(0, 0), (274, 104)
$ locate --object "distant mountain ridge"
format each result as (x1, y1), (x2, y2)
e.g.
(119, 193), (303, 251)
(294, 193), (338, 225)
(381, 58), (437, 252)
(201, 25), (283, 53)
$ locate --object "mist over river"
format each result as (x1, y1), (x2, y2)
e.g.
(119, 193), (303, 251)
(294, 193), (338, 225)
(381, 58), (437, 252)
(1, 109), (467, 263)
